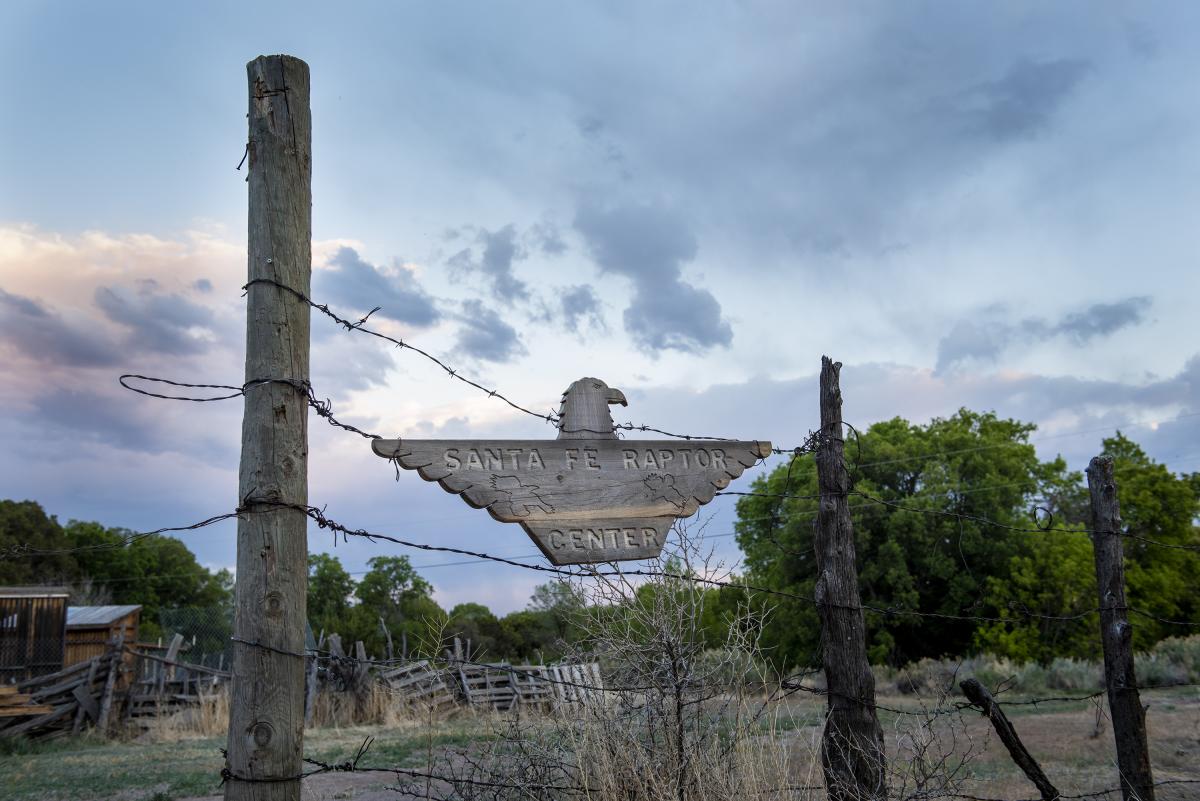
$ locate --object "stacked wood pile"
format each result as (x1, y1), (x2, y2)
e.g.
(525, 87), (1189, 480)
(0, 633), (125, 739)
(0, 632), (229, 740)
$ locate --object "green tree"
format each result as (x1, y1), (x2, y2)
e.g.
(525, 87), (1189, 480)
(62, 521), (232, 638)
(737, 410), (1065, 667)
(0, 500), (75, 584)
(974, 529), (1098, 662)
(737, 413), (1200, 668)
(446, 602), (512, 660)
(307, 553), (356, 638)
(528, 580), (584, 642)
(354, 555), (443, 657)
(1102, 432), (1200, 649)
(499, 609), (559, 661)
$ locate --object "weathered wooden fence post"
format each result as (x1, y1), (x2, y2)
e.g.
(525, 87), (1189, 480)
(225, 54), (312, 801)
(960, 678), (1059, 800)
(814, 357), (887, 800)
(1086, 455), (1155, 801)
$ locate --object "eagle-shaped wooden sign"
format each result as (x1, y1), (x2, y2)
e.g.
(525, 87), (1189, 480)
(372, 378), (771, 565)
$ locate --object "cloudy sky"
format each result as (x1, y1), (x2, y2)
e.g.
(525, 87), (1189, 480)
(2, 2), (1198, 614)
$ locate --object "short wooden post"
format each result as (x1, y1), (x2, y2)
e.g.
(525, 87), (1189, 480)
(379, 616), (395, 662)
(72, 657), (100, 733)
(1087, 456), (1155, 801)
(960, 679), (1059, 800)
(814, 357), (887, 800)
(95, 631), (125, 735)
(303, 632), (323, 729)
(225, 54), (312, 801)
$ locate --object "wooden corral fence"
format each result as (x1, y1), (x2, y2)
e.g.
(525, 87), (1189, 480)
(0, 632), (229, 740)
(2, 625), (601, 739)
(301, 632), (605, 723)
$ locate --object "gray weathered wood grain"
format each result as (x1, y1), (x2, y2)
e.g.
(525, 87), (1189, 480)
(814, 357), (887, 801)
(373, 438), (770, 564)
(226, 54), (311, 801)
(1087, 456), (1155, 801)
(960, 678), (1059, 800)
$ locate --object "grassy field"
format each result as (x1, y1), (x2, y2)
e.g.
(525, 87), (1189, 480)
(0, 719), (491, 801)
(1, 688), (1197, 800)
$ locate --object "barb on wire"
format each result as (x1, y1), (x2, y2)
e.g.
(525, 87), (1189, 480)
(120, 373), (380, 440)
(221, 734), (585, 792)
(230, 500), (1199, 628)
(240, 277), (815, 450)
(0, 511), (241, 559)
(243, 276), (560, 425)
(945, 778), (1200, 801)
(10, 499), (1195, 630)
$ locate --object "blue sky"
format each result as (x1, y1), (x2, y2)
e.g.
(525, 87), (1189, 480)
(3, 2), (1199, 614)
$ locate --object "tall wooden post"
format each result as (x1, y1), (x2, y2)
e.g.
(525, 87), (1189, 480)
(225, 54), (312, 801)
(1086, 456), (1154, 801)
(814, 357), (887, 800)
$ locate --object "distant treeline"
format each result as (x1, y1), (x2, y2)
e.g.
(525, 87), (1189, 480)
(5, 409), (1196, 669)
(0, 501), (233, 641)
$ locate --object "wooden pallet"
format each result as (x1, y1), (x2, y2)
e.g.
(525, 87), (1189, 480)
(379, 659), (458, 715)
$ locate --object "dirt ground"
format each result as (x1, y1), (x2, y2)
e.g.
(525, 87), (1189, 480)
(3, 688), (1198, 800)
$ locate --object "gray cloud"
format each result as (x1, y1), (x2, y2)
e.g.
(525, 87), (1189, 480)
(193, 278), (213, 293)
(316, 246), (440, 326)
(937, 296), (1152, 372)
(25, 386), (233, 463)
(623, 354), (1200, 475)
(311, 335), (397, 394)
(95, 285), (213, 356)
(34, 388), (162, 453)
(448, 226), (531, 302)
(574, 202), (731, 354)
(0, 289), (120, 367)
(1056, 297), (1152, 345)
(453, 299), (526, 363)
(962, 59), (1091, 141)
(560, 284), (606, 333)
(527, 221), (567, 256)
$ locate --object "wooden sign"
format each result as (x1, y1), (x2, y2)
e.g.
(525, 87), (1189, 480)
(372, 378), (771, 565)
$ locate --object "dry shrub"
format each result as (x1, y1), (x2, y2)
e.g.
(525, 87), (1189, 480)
(432, 522), (817, 801)
(138, 688), (230, 741)
(309, 680), (426, 730)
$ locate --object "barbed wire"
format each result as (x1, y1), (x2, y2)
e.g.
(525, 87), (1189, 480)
(220, 735), (584, 791)
(120, 369), (810, 455)
(944, 777), (1200, 801)
(849, 489), (1200, 554)
(242, 278), (825, 452)
(120, 373), (381, 440)
(225, 634), (1200, 725)
(7, 497), (1196, 630)
(243, 277), (562, 425)
(0, 509), (242, 559)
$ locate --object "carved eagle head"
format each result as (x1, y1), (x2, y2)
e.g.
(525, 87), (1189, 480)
(557, 377), (628, 440)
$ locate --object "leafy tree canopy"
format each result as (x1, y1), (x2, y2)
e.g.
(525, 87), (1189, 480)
(735, 410), (1200, 668)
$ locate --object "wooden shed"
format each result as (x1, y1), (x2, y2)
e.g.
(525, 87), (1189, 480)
(64, 605), (141, 668)
(0, 587), (69, 683)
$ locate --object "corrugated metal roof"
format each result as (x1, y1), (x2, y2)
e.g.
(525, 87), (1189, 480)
(0, 586), (70, 598)
(66, 605), (141, 627)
